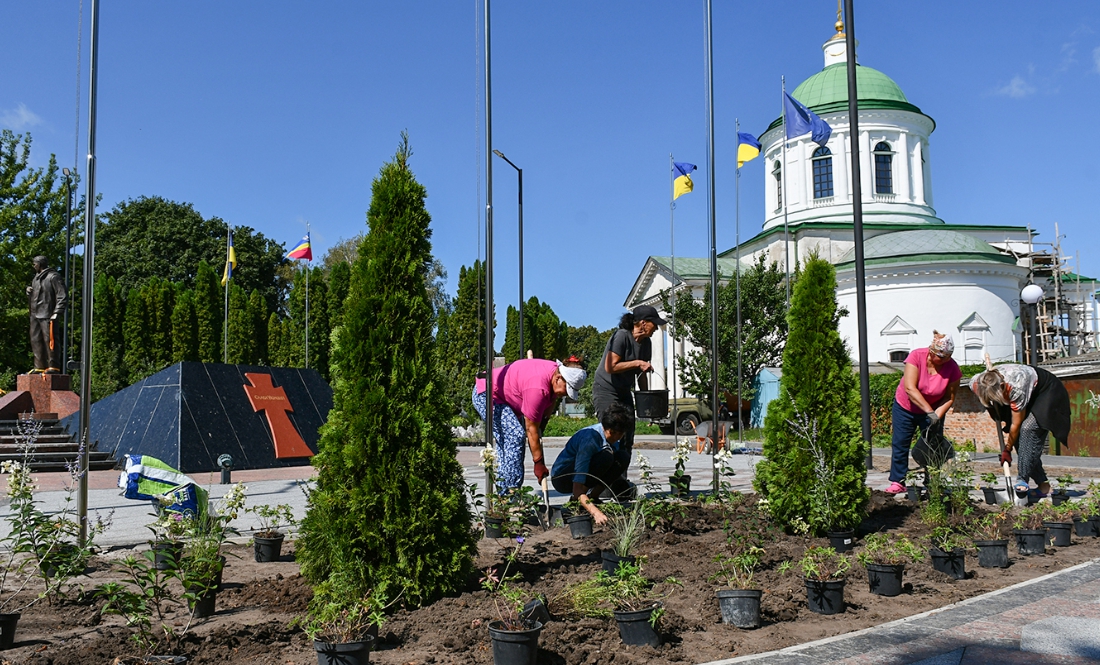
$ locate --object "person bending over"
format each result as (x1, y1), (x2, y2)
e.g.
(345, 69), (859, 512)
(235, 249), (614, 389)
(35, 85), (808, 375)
(550, 404), (634, 525)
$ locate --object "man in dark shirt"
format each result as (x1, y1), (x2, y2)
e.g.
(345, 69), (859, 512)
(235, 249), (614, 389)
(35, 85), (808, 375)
(27, 255), (67, 373)
(550, 404), (634, 525)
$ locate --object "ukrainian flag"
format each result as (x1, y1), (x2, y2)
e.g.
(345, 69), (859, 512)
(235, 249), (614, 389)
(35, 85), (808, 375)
(287, 233), (312, 261)
(737, 132), (761, 169)
(221, 230), (236, 286)
(673, 162), (697, 200)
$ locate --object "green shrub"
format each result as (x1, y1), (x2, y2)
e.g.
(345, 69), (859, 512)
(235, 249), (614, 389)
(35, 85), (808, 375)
(296, 135), (475, 607)
(753, 257), (869, 535)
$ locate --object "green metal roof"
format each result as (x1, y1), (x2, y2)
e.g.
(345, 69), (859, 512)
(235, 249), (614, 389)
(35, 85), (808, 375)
(834, 229), (1016, 268)
(650, 256), (745, 280)
(764, 63), (931, 134)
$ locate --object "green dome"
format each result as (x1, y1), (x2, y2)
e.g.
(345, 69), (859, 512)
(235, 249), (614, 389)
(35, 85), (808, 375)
(835, 229), (1015, 269)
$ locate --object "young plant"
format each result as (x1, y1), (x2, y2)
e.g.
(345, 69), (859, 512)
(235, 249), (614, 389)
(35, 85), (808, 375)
(799, 546), (850, 581)
(980, 472), (999, 487)
(607, 501), (646, 558)
(670, 438), (692, 488)
(636, 454), (663, 496)
(929, 526), (969, 553)
(480, 536), (535, 631)
(1055, 474), (1078, 495)
(713, 447), (738, 501)
(1013, 505), (1046, 531)
(711, 543), (765, 590)
(855, 532), (924, 567)
(297, 591), (386, 644)
(555, 559), (678, 625)
(248, 503), (296, 538)
(97, 550), (180, 655)
(972, 506), (1011, 541)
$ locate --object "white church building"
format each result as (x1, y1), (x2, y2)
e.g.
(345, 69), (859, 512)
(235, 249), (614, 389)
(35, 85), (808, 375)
(625, 25), (1095, 399)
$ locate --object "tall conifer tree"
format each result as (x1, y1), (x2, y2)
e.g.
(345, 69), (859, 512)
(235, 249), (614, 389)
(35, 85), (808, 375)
(753, 256), (868, 534)
(193, 260), (222, 363)
(91, 275), (125, 399)
(249, 289), (269, 365)
(226, 283), (254, 364)
(437, 260), (490, 420)
(297, 135), (474, 606)
(171, 289), (200, 363)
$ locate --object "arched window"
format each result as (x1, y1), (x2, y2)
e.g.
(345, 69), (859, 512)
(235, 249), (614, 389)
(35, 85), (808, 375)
(772, 160), (782, 210)
(812, 147), (833, 199)
(889, 350), (908, 363)
(874, 142), (893, 194)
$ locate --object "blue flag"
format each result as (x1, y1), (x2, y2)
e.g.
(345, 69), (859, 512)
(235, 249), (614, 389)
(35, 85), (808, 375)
(783, 91), (832, 147)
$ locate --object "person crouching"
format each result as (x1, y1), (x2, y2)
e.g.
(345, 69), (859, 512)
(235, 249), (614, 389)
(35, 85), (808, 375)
(550, 404), (635, 525)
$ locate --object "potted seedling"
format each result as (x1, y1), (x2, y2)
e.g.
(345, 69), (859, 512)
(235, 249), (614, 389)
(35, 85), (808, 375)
(148, 507), (190, 571)
(298, 591), (384, 665)
(972, 506), (1011, 568)
(1053, 474), (1077, 506)
(904, 469), (926, 503)
(711, 540), (765, 628)
(605, 561), (677, 647)
(855, 532), (923, 597)
(97, 551), (184, 661)
(800, 546), (850, 615)
(980, 472), (1010, 505)
(1012, 505), (1048, 555)
(929, 527), (968, 579)
(561, 499), (593, 539)
(1073, 482), (1100, 537)
(248, 503), (296, 562)
(177, 483), (245, 619)
(669, 438), (692, 498)
(480, 535), (543, 665)
(1042, 502), (1074, 547)
(602, 501), (645, 574)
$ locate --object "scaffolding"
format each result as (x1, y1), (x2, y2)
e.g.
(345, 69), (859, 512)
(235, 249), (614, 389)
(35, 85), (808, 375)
(1006, 224), (1099, 361)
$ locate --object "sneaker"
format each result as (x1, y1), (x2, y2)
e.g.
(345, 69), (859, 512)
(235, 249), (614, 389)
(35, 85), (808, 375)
(884, 482), (906, 495)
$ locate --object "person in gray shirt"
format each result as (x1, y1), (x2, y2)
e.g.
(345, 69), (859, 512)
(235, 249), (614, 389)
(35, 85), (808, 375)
(592, 304), (665, 467)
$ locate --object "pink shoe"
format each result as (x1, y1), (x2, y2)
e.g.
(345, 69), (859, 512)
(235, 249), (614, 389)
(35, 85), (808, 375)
(884, 482), (906, 495)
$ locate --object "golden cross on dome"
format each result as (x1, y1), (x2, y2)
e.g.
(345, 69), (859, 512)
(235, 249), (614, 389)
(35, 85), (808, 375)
(833, 0), (845, 39)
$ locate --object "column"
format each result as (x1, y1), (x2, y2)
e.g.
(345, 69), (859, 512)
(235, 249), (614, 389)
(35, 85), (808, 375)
(912, 140), (925, 205)
(896, 132), (911, 201)
(834, 130), (849, 205)
(650, 324), (667, 390)
(860, 130), (873, 204)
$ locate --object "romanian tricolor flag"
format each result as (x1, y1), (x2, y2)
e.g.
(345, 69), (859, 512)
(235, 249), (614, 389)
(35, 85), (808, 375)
(737, 132), (762, 169)
(672, 162), (697, 200)
(221, 231), (236, 286)
(287, 233), (312, 261)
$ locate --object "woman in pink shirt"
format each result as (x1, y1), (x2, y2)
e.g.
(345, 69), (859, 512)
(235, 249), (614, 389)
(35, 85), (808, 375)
(472, 359), (587, 490)
(885, 331), (962, 494)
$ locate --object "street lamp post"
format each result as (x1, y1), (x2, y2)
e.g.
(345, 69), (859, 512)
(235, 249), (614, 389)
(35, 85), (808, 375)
(61, 168), (74, 370)
(492, 150), (523, 358)
(1021, 284), (1044, 366)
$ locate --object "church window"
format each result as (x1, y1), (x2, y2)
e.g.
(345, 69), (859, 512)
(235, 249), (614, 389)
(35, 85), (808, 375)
(812, 147), (833, 199)
(874, 142), (893, 194)
(889, 350), (908, 362)
(772, 160), (782, 210)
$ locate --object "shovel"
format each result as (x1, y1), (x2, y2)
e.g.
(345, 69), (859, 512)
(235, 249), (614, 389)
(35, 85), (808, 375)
(994, 418), (1016, 504)
(541, 477), (551, 531)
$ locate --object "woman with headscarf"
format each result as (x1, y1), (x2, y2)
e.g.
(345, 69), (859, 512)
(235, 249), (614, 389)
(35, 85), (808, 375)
(971, 357), (1070, 497)
(885, 331), (962, 495)
(472, 359), (587, 491)
(592, 305), (666, 468)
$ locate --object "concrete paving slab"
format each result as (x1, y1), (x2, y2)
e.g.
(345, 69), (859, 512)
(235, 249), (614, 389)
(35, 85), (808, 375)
(908, 648), (963, 665)
(1020, 616), (1100, 659)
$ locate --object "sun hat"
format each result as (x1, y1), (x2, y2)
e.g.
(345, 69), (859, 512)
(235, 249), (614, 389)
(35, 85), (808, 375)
(556, 362), (587, 400)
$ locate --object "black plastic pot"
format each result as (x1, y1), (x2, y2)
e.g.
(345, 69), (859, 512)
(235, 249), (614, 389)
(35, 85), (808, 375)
(716, 589), (761, 628)
(0, 613), (19, 651)
(1073, 516), (1100, 538)
(1051, 492), (1069, 506)
(974, 540), (1010, 568)
(865, 563), (904, 597)
(254, 533), (285, 562)
(214, 555), (226, 590)
(804, 578), (845, 615)
(152, 540), (184, 571)
(602, 550), (637, 575)
(189, 590), (217, 619)
(929, 547), (966, 579)
(484, 517), (504, 539)
(827, 530), (856, 553)
(906, 486), (924, 502)
(313, 635), (376, 665)
(1014, 529), (1047, 556)
(1043, 521), (1072, 547)
(634, 390), (669, 419)
(487, 620), (541, 665)
(669, 475), (691, 498)
(564, 514), (593, 539)
(614, 604), (662, 646)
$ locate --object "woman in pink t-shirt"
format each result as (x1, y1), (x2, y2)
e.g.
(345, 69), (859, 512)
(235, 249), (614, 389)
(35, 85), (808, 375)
(885, 331), (962, 494)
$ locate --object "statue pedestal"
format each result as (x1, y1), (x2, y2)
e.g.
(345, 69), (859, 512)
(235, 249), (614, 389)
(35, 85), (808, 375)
(12, 374), (80, 420)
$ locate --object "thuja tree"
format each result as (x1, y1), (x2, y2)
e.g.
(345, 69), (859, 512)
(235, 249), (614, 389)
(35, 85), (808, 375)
(297, 135), (474, 606)
(753, 256), (868, 535)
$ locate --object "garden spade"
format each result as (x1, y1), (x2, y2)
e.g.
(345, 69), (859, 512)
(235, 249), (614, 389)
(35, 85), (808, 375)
(995, 417), (1015, 504)
(541, 477), (550, 531)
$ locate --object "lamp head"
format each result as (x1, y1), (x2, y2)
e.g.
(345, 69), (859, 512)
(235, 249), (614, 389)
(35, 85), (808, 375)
(492, 149), (504, 158)
(62, 167), (70, 177)
(1021, 284), (1044, 305)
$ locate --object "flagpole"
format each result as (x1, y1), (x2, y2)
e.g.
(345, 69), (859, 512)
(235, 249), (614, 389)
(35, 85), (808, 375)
(704, 0), (719, 493)
(781, 76), (791, 308)
(735, 119), (743, 449)
(223, 227), (229, 364)
(304, 225), (310, 370)
(669, 153), (678, 439)
(483, 0), (495, 496)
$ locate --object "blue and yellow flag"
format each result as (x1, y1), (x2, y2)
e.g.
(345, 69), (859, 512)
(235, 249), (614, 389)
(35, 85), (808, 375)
(673, 162), (697, 200)
(737, 132), (761, 168)
(221, 230), (237, 286)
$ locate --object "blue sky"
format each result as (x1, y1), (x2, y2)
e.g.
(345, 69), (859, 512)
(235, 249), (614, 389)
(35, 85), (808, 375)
(4, 1), (1099, 337)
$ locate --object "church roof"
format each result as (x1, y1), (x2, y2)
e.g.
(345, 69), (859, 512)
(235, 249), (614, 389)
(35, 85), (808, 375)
(765, 63), (931, 133)
(649, 256), (745, 280)
(835, 229), (1017, 268)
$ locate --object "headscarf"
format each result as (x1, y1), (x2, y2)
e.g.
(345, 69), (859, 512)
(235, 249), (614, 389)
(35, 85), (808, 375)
(557, 362), (587, 401)
(929, 330), (954, 357)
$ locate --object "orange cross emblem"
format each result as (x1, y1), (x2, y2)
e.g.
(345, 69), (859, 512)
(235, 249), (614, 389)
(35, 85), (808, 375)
(243, 373), (314, 459)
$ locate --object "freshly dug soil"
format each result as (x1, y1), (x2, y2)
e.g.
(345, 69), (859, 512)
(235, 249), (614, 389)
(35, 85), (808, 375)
(5, 493), (1100, 664)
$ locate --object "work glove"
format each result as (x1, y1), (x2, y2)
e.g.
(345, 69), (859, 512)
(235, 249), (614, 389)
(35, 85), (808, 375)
(999, 448), (1012, 466)
(926, 411), (940, 426)
(533, 458), (549, 483)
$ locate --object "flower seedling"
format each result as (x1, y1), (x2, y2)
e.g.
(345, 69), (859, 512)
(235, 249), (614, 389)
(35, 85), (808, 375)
(799, 546), (850, 581)
(856, 532), (924, 567)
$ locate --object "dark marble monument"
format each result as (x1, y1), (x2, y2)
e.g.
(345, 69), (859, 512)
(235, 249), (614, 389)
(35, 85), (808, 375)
(61, 362), (331, 473)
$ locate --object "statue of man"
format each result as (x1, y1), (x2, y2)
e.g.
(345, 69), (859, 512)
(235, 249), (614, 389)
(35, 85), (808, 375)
(27, 255), (67, 374)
